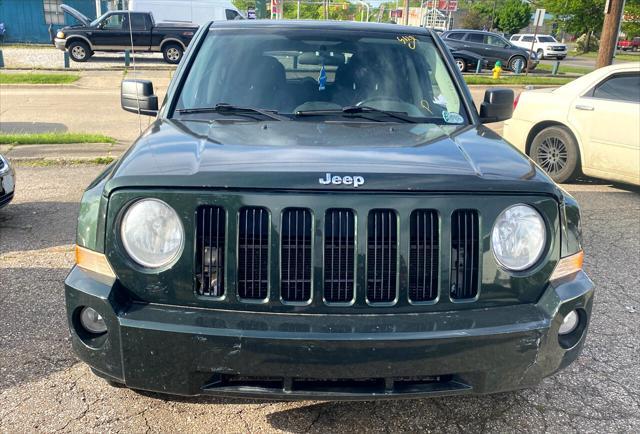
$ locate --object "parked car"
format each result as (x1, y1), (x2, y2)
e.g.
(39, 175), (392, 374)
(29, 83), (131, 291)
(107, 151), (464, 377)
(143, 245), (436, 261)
(66, 20), (592, 400)
(0, 153), (15, 209)
(617, 37), (640, 52)
(442, 29), (539, 71)
(510, 34), (568, 60)
(504, 63), (640, 185)
(54, 5), (198, 64)
(129, 0), (243, 25)
(446, 45), (489, 72)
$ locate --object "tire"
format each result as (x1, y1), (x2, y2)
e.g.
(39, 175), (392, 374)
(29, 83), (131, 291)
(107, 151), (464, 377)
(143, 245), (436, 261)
(508, 55), (526, 72)
(536, 49), (544, 60)
(530, 126), (580, 183)
(454, 57), (467, 72)
(67, 40), (92, 62)
(633, 46), (638, 52)
(162, 43), (183, 64)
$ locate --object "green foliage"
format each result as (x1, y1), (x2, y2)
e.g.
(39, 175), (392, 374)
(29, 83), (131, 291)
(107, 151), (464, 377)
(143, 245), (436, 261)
(574, 32), (599, 54)
(459, 0), (496, 30)
(543, 0), (606, 36)
(496, 0), (531, 35)
(622, 0), (640, 38)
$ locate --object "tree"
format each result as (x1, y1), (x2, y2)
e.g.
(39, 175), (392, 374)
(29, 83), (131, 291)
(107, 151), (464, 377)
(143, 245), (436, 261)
(496, 0), (531, 35)
(459, 1), (495, 30)
(622, 0), (640, 39)
(543, 0), (606, 36)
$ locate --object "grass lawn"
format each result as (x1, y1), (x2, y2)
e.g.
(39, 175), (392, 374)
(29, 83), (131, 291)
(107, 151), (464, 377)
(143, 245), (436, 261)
(0, 132), (116, 145)
(536, 63), (593, 75)
(0, 73), (80, 85)
(16, 157), (116, 167)
(574, 51), (639, 62)
(464, 75), (575, 85)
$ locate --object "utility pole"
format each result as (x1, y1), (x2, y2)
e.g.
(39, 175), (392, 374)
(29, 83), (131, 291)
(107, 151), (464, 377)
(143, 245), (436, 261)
(403, 0), (409, 25)
(597, 0), (625, 68)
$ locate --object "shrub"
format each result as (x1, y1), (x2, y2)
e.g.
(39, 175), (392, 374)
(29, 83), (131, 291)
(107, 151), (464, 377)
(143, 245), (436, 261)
(574, 33), (600, 53)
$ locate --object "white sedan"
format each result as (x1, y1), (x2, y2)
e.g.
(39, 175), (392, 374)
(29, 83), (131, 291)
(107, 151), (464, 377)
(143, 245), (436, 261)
(504, 63), (640, 185)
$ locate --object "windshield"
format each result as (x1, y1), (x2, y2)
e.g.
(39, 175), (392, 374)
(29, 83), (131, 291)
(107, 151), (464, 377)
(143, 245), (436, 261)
(174, 28), (468, 124)
(538, 36), (557, 43)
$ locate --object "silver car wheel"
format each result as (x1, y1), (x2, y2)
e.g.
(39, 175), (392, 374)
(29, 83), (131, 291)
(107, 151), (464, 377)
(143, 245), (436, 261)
(167, 48), (181, 61)
(71, 45), (86, 60)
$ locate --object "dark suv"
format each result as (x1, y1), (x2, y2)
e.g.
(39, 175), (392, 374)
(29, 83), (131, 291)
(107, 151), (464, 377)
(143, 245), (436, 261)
(442, 30), (539, 71)
(65, 20), (592, 400)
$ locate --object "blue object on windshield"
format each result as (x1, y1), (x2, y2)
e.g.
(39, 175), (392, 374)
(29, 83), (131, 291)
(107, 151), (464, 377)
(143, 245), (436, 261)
(318, 64), (326, 91)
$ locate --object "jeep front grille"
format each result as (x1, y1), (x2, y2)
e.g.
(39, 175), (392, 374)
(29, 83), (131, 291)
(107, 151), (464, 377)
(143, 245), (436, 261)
(238, 207), (269, 300)
(409, 210), (439, 302)
(196, 206), (225, 297)
(367, 209), (398, 303)
(450, 209), (479, 299)
(194, 206), (483, 307)
(281, 208), (312, 303)
(323, 209), (356, 303)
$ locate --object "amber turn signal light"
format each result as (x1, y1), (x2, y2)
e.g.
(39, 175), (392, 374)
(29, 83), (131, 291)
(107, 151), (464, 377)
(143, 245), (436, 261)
(550, 251), (584, 281)
(75, 245), (116, 279)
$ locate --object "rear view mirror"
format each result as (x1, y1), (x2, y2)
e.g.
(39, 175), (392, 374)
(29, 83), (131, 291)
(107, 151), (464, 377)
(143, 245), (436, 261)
(121, 79), (158, 116)
(479, 88), (514, 123)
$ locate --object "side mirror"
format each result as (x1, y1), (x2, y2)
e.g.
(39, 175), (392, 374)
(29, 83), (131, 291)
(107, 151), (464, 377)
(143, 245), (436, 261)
(479, 88), (514, 123)
(121, 79), (158, 116)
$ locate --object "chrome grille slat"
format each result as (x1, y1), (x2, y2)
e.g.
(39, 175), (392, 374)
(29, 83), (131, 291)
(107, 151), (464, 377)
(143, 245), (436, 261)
(281, 208), (312, 302)
(367, 210), (397, 303)
(196, 206), (225, 297)
(324, 209), (355, 303)
(238, 207), (269, 299)
(450, 209), (479, 299)
(409, 210), (438, 302)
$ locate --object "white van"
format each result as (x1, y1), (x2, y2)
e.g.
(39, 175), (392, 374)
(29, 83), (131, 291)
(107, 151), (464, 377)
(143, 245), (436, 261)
(128, 0), (244, 26)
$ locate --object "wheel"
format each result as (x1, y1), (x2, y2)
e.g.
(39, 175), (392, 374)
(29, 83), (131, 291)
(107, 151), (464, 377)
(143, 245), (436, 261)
(508, 55), (526, 72)
(530, 126), (580, 183)
(454, 57), (467, 72)
(162, 43), (183, 64)
(633, 46), (638, 52)
(67, 40), (92, 62)
(536, 49), (544, 60)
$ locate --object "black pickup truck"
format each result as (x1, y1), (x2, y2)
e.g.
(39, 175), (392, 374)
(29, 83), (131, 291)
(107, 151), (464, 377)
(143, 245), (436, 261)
(54, 5), (198, 64)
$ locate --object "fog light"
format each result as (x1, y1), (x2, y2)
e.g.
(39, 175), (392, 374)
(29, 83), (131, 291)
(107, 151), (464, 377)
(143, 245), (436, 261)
(79, 307), (108, 334)
(559, 310), (579, 335)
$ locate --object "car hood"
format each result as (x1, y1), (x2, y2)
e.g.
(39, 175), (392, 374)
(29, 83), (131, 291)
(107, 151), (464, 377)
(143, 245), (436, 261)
(61, 4), (90, 26)
(104, 119), (559, 196)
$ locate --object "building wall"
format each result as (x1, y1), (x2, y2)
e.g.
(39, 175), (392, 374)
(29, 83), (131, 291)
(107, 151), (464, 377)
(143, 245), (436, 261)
(0, 0), (99, 43)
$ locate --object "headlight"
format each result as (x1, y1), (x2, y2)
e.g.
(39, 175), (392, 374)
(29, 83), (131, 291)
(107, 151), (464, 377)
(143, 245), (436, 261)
(121, 199), (184, 268)
(56, 31), (65, 39)
(491, 204), (546, 271)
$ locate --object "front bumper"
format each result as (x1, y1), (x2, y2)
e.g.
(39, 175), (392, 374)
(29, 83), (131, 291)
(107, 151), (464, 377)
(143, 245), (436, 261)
(544, 50), (567, 58)
(65, 267), (594, 400)
(54, 38), (66, 51)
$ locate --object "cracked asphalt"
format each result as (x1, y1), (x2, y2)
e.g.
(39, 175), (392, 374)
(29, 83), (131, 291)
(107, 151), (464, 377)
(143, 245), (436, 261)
(0, 166), (639, 433)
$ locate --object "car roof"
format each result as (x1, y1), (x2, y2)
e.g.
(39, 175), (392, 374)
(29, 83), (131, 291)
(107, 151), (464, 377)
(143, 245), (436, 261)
(209, 19), (432, 36)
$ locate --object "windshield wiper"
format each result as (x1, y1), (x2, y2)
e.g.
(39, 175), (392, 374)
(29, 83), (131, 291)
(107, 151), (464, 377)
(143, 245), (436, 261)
(295, 105), (418, 123)
(176, 103), (288, 121)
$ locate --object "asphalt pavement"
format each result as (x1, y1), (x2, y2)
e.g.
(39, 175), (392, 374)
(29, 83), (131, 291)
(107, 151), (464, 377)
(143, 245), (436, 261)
(0, 165), (638, 433)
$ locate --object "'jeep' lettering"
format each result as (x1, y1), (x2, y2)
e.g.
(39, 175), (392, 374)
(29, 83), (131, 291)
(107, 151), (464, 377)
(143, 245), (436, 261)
(319, 173), (365, 188)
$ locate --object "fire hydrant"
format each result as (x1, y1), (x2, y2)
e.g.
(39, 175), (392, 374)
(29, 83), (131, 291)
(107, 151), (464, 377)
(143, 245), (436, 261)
(492, 61), (503, 79)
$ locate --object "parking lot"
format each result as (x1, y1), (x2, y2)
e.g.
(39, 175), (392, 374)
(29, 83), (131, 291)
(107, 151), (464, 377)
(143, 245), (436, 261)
(1, 163), (638, 432)
(1, 36), (640, 432)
